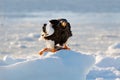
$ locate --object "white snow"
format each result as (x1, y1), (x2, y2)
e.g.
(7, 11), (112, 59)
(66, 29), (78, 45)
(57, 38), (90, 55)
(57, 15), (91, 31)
(95, 78), (104, 80)
(106, 42), (120, 58)
(0, 50), (94, 80)
(115, 78), (120, 80)
(0, 11), (120, 80)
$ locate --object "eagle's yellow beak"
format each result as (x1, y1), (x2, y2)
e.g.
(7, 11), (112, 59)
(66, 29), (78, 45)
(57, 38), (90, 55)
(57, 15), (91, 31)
(61, 21), (67, 27)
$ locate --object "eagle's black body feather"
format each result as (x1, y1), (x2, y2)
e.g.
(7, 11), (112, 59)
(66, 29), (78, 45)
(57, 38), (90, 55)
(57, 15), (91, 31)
(43, 19), (72, 47)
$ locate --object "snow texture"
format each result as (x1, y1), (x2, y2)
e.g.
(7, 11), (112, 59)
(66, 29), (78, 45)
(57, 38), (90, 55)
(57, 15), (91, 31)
(106, 42), (120, 58)
(87, 43), (120, 80)
(0, 10), (120, 80)
(0, 50), (94, 80)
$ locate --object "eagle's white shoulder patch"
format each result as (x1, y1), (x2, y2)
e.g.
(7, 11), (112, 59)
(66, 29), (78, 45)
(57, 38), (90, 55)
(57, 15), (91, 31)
(46, 22), (54, 36)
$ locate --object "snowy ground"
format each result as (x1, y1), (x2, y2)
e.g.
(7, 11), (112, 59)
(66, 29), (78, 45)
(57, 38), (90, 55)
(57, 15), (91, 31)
(0, 50), (94, 80)
(0, 11), (120, 80)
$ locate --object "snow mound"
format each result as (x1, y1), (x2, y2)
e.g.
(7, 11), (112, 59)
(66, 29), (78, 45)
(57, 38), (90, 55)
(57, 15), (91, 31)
(106, 42), (120, 58)
(0, 50), (94, 80)
(96, 57), (120, 69)
(87, 42), (120, 80)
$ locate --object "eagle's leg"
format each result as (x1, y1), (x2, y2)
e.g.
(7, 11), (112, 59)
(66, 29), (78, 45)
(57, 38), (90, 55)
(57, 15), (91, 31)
(39, 48), (57, 55)
(64, 44), (70, 50)
(39, 48), (48, 55)
(50, 48), (57, 52)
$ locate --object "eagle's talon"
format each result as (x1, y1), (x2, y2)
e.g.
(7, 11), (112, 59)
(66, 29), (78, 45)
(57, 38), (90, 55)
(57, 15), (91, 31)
(39, 51), (44, 55)
(39, 48), (57, 55)
(39, 48), (48, 55)
(50, 48), (57, 52)
(66, 47), (70, 50)
(64, 45), (70, 50)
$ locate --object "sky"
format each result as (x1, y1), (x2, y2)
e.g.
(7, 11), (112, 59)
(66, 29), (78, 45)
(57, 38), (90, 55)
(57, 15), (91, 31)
(1, 0), (120, 12)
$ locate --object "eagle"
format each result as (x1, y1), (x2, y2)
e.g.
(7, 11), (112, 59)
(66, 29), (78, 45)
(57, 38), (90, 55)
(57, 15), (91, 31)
(39, 18), (72, 55)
